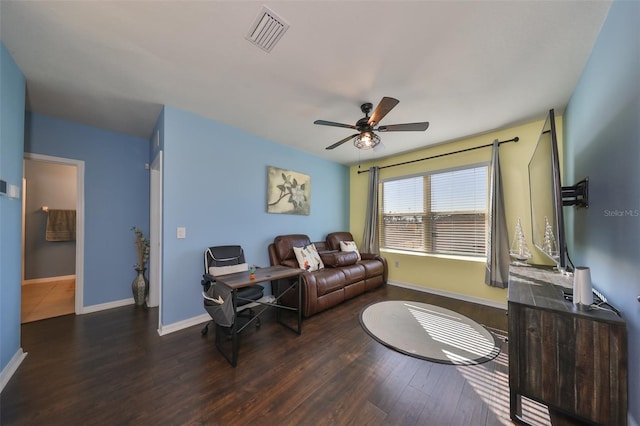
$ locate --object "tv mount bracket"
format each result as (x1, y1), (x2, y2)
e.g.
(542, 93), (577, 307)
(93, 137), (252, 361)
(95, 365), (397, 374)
(562, 177), (589, 208)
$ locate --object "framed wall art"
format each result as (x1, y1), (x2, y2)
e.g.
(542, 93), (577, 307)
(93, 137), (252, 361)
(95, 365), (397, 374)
(266, 166), (310, 215)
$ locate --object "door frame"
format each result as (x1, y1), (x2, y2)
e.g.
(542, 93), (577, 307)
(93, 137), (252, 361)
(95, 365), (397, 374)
(149, 150), (163, 328)
(23, 153), (85, 314)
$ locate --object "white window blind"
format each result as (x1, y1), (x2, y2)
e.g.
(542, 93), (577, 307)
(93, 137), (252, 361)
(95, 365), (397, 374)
(381, 165), (488, 256)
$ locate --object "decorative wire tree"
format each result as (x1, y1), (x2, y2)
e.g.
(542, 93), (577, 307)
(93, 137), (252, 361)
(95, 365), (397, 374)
(510, 218), (532, 265)
(542, 216), (558, 257)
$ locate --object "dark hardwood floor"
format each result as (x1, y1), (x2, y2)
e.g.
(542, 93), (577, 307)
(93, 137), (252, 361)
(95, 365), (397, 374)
(2, 285), (552, 425)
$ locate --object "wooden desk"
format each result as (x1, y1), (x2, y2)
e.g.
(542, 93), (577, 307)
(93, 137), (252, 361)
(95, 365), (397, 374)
(508, 266), (627, 425)
(215, 265), (302, 367)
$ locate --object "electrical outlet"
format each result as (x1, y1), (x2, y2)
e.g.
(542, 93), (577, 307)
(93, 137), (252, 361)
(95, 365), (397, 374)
(394, 261), (400, 268)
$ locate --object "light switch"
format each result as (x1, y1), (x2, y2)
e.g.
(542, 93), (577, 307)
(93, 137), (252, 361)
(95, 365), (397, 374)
(8, 184), (20, 199)
(177, 227), (186, 239)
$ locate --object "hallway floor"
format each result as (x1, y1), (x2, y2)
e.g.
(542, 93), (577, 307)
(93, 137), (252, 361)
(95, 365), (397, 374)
(21, 277), (75, 323)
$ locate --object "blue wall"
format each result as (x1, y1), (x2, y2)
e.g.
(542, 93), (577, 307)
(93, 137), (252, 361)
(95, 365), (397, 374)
(25, 113), (150, 306)
(564, 0), (639, 423)
(160, 106), (349, 325)
(15, 104), (349, 330)
(0, 44), (26, 376)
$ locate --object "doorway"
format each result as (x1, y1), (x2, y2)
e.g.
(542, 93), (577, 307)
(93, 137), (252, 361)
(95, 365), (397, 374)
(22, 153), (85, 322)
(149, 150), (163, 330)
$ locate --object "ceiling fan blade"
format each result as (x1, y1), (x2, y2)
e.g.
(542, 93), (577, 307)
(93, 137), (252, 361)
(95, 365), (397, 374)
(314, 120), (358, 130)
(368, 97), (399, 126)
(377, 122), (430, 132)
(326, 133), (359, 150)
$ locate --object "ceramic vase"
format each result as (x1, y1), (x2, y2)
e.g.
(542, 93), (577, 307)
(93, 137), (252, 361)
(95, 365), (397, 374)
(132, 268), (149, 306)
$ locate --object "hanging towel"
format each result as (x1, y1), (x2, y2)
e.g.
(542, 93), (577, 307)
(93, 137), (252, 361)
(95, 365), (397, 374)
(46, 209), (76, 242)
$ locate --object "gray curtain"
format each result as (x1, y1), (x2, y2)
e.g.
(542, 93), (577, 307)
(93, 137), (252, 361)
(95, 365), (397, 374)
(485, 140), (510, 288)
(361, 166), (380, 254)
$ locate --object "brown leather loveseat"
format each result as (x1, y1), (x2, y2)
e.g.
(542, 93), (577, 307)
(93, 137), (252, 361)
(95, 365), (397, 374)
(268, 232), (387, 317)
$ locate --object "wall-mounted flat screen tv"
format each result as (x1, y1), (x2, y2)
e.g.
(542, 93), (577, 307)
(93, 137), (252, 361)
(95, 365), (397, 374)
(528, 109), (567, 271)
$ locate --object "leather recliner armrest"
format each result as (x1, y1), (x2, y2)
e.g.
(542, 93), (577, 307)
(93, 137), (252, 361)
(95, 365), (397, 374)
(360, 253), (388, 283)
(300, 271), (319, 316)
(360, 253), (380, 261)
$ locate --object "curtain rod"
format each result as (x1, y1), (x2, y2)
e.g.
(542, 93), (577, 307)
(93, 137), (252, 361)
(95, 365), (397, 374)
(356, 136), (519, 174)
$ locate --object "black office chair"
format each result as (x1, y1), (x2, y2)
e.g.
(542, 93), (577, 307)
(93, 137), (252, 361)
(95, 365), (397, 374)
(201, 245), (263, 336)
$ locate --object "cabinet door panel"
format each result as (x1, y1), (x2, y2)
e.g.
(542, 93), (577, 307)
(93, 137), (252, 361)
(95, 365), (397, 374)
(508, 267), (627, 425)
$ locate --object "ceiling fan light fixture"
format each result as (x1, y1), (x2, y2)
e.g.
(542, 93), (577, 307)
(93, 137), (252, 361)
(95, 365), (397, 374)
(354, 132), (381, 150)
(316, 97), (428, 150)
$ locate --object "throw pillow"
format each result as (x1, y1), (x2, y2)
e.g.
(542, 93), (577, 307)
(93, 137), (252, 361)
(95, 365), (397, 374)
(339, 240), (361, 261)
(293, 243), (324, 271)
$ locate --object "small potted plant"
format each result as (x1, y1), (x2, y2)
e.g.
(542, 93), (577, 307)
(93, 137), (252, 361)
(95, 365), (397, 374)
(131, 226), (150, 306)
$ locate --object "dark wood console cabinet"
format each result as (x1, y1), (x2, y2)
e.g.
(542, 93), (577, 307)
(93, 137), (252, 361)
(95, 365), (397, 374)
(508, 266), (627, 425)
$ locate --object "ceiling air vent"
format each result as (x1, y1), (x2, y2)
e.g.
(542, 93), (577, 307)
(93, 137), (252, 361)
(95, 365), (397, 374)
(245, 6), (289, 53)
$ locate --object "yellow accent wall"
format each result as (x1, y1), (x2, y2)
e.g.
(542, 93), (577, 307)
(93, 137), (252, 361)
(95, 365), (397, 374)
(349, 116), (563, 304)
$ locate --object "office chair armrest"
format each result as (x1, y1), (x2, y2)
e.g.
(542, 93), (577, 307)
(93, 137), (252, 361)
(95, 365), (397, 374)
(202, 273), (217, 291)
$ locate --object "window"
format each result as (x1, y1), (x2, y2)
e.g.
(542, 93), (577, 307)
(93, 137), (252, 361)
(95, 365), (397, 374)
(380, 164), (488, 256)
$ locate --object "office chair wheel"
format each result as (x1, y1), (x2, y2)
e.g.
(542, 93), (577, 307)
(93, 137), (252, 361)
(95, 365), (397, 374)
(248, 309), (261, 329)
(201, 321), (210, 335)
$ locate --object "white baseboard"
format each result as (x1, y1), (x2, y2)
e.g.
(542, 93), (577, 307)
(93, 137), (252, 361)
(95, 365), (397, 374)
(0, 348), (27, 393)
(388, 280), (507, 310)
(157, 284), (507, 336)
(80, 298), (134, 314)
(158, 313), (210, 336)
(80, 299), (209, 336)
(22, 275), (75, 285)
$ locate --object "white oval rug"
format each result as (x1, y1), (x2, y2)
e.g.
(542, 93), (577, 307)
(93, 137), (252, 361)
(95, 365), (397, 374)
(360, 300), (500, 365)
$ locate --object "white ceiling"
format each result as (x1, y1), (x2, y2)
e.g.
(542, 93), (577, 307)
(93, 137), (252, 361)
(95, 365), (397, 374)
(1, 1), (611, 165)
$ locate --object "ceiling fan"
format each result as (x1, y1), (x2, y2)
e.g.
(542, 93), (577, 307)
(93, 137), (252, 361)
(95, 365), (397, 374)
(314, 97), (429, 150)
